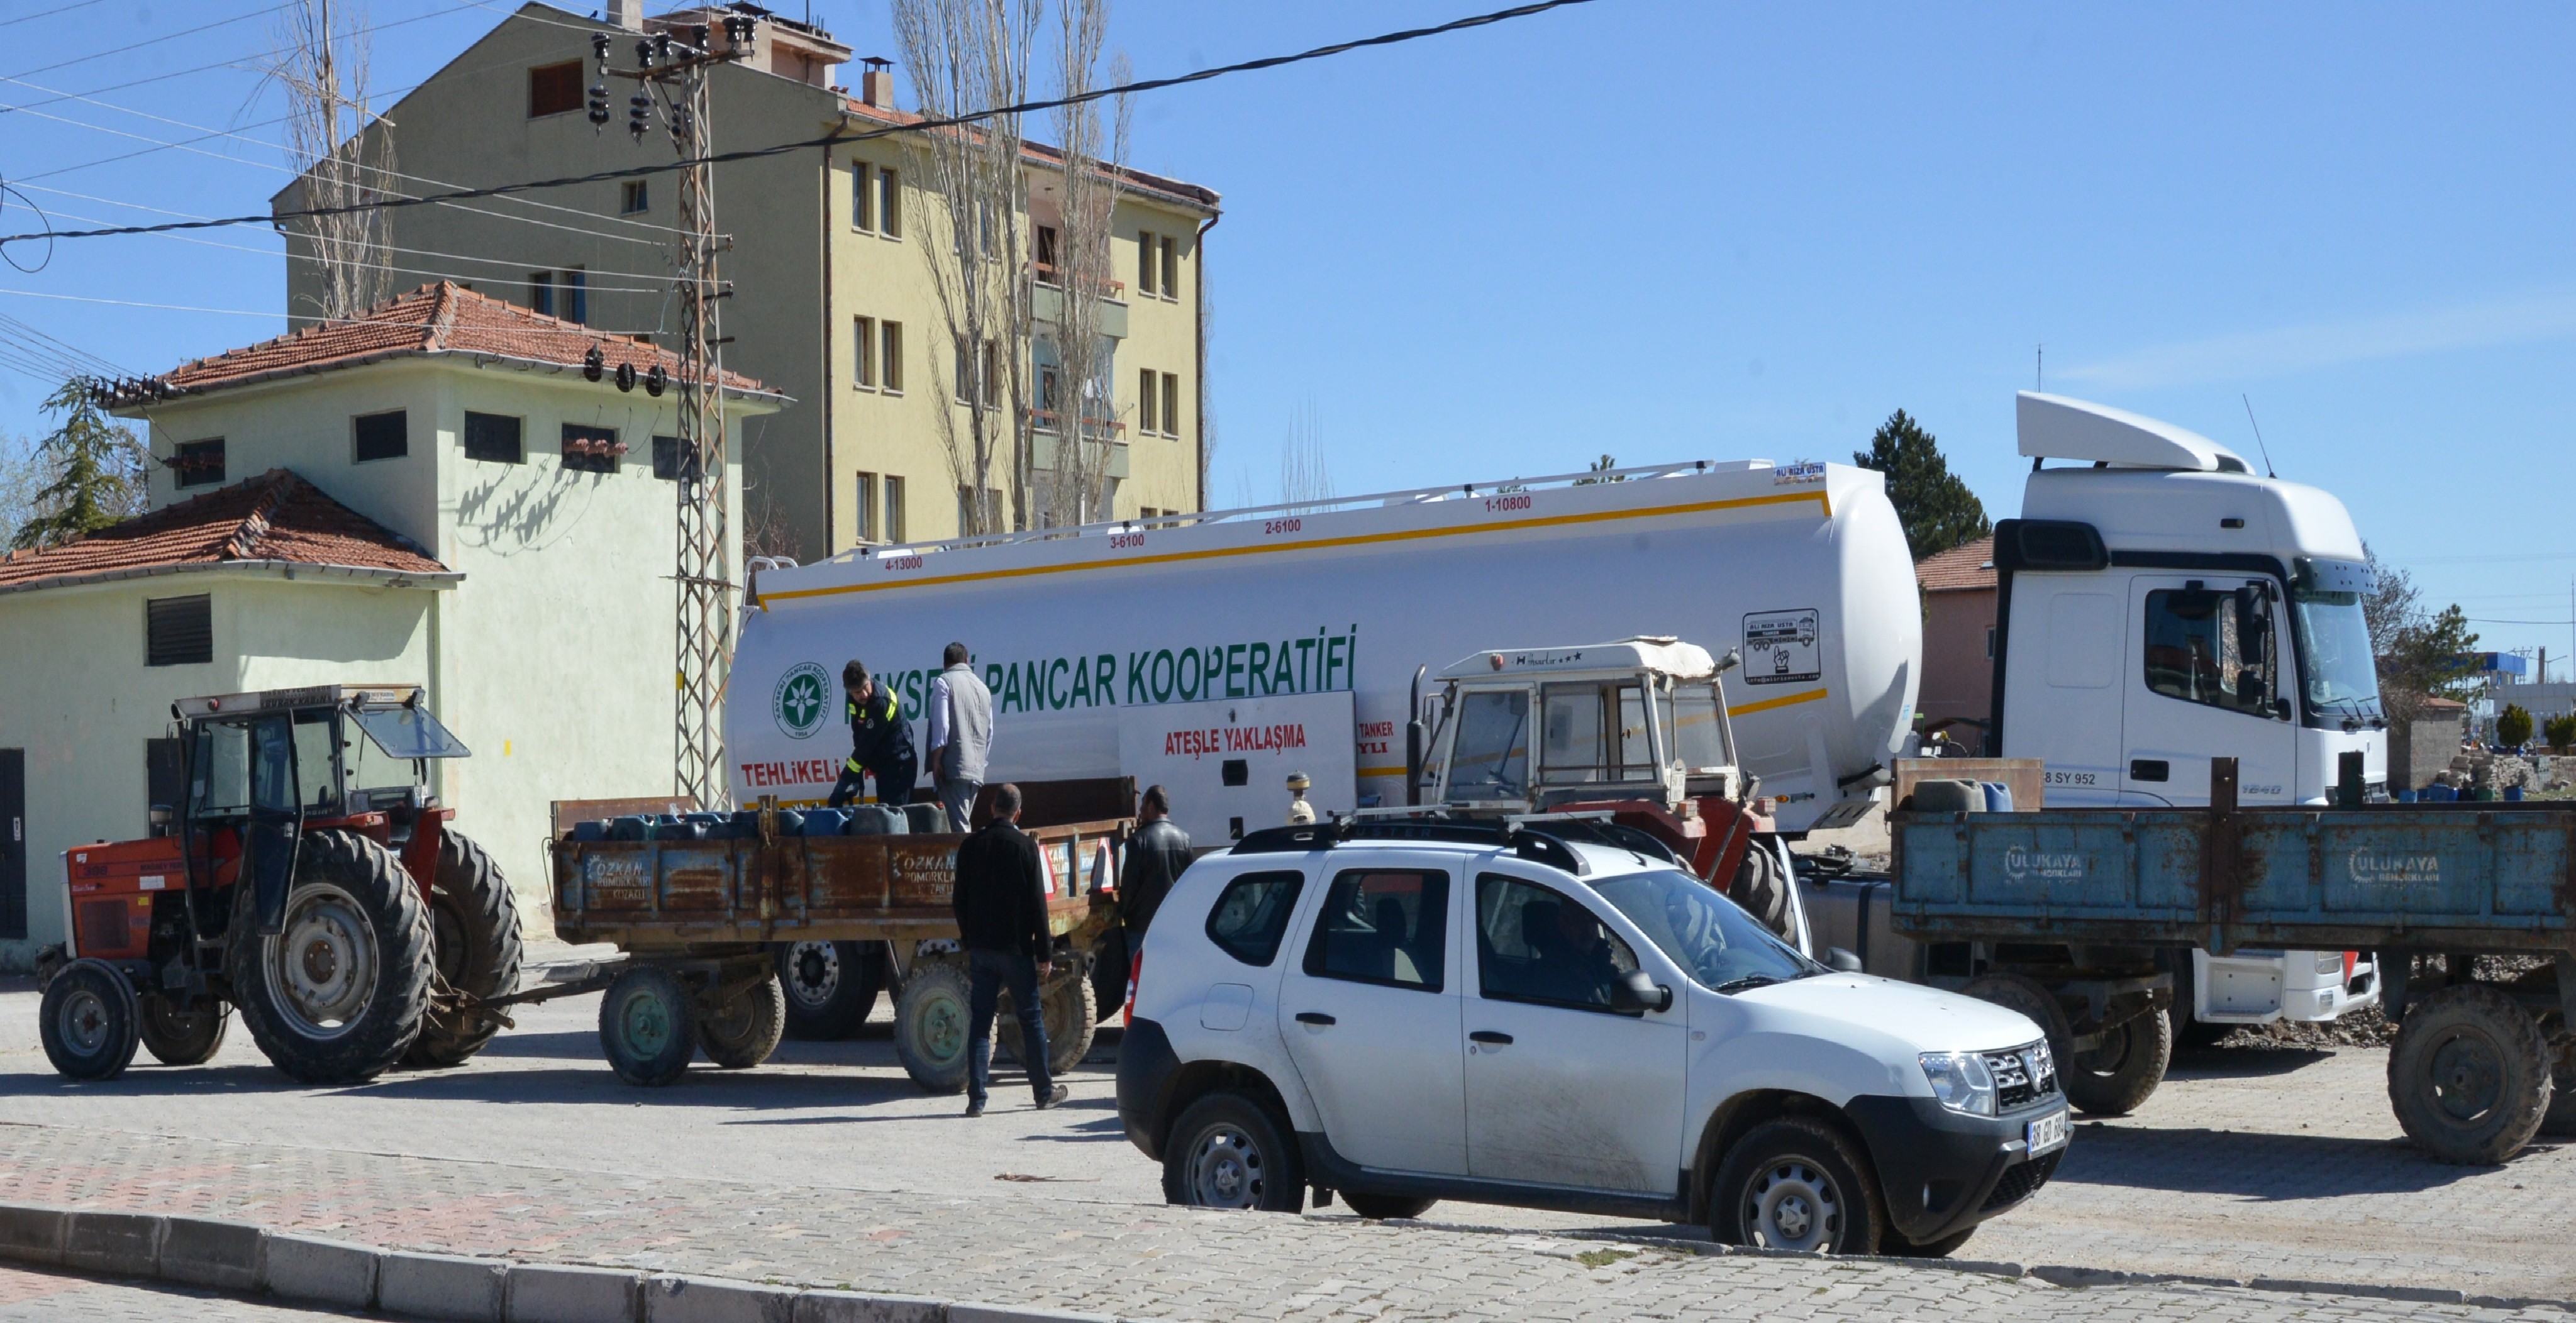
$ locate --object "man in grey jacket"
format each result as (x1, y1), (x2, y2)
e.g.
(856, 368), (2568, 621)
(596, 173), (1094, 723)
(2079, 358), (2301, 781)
(926, 641), (994, 832)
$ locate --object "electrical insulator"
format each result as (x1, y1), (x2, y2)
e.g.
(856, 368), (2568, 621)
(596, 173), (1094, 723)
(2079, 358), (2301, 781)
(591, 33), (609, 62)
(615, 361), (638, 393)
(629, 91), (653, 141)
(645, 363), (667, 397)
(635, 38), (654, 68)
(582, 346), (605, 382)
(691, 25), (709, 52)
(587, 83), (609, 128)
(652, 31), (672, 62)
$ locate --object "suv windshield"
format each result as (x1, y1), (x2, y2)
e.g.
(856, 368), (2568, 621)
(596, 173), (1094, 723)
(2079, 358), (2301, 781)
(2291, 585), (2383, 729)
(1591, 868), (1816, 992)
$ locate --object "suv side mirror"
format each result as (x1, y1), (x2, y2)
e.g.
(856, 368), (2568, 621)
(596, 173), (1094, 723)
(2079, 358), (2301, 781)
(1823, 947), (1863, 973)
(1610, 968), (1673, 1015)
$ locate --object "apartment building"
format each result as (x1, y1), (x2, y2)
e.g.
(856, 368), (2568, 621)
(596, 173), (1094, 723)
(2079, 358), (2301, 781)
(273, 1), (1219, 561)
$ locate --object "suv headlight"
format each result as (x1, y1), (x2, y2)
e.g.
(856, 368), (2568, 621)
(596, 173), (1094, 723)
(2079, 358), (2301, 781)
(1919, 1051), (1997, 1116)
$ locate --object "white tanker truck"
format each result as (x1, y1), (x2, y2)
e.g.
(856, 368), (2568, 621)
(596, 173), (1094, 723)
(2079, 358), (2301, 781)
(729, 392), (2385, 1043)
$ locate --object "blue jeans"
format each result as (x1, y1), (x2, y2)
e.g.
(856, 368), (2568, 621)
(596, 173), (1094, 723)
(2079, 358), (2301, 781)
(967, 948), (1052, 1105)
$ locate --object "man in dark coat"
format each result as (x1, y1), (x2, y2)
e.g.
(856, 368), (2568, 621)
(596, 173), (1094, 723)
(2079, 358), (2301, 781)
(827, 660), (917, 811)
(1117, 784), (1194, 946)
(951, 783), (1067, 1115)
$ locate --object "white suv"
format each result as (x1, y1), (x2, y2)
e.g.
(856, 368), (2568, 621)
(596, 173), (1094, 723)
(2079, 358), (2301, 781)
(1116, 819), (2068, 1256)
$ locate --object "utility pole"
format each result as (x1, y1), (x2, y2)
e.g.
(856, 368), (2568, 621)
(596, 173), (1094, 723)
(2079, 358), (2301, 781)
(591, 17), (753, 807)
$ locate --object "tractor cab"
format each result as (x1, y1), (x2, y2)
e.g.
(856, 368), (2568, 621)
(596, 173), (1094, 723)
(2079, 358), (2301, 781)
(169, 684), (469, 840)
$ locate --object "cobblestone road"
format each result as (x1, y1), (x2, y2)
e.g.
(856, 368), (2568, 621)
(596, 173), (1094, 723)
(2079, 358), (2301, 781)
(0, 962), (2568, 1320)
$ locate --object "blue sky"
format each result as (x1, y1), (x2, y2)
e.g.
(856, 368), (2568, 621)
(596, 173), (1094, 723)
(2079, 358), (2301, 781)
(3, 1), (2571, 673)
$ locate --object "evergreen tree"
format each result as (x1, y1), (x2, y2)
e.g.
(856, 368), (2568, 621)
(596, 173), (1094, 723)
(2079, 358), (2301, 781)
(1853, 409), (1990, 562)
(10, 380), (147, 550)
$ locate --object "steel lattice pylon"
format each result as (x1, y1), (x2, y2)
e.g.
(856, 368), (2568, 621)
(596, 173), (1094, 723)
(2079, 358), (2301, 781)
(670, 62), (731, 809)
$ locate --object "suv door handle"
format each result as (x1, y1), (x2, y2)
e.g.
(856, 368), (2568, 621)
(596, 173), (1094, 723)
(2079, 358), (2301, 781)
(1294, 1012), (1336, 1026)
(1468, 1031), (1513, 1045)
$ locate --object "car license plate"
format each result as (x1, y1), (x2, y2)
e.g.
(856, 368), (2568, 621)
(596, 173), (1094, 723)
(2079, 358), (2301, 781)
(2025, 1109), (2068, 1154)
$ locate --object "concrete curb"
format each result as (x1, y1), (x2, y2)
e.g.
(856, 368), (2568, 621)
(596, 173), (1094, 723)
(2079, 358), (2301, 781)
(0, 1201), (2562, 1320)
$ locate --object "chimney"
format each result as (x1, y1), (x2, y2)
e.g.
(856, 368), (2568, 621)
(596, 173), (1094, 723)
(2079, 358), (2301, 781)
(860, 57), (895, 110)
(606, 0), (645, 31)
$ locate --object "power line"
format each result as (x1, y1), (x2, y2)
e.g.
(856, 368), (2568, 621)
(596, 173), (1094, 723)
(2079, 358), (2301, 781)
(0, 0), (1602, 249)
(0, 1), (296, 84)
(0, 0), (110, 31)
(29, 201), (677, 293)
(0, 285), (668, 345)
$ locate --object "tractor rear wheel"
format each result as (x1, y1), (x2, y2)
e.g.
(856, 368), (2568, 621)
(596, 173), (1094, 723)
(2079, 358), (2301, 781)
(138, 992), (229, 1066)
(999, 970), (1097, 1079)
(40, 959), (140, 1081)
(777, 939), (886, 1040)
(228, 830), (435, 1085)
(407, 831), (522, 1069)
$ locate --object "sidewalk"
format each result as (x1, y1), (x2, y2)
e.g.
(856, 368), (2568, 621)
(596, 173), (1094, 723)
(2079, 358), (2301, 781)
(0, 1119), (2558, 1322)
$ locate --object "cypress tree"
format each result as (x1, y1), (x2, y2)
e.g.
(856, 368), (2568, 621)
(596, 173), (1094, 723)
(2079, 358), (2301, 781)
(1853, 409), (1989, 561)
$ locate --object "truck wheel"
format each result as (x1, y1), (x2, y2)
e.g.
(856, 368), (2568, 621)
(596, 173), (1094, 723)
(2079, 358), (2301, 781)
(893, 960), (974, 1093)
(777, 940), (886, 1040)
(407, 831), (522, 1069)
(599, 965), (697, 1086)
(1162, 1092), (1306, 1212)
(999, 970), (1098, 1078)
(2063, 1006), (2171, 1117)
(2389, 983), (2551, 1163)
(137, 993), (228, 1066)
(699, 975), (786, 1069)
(1339, 1192), (1436, 1220)
(2542, 1031), (2576, 1138)
(1960, 971), (2072, 1048)
(2166, 1002), (2229, 1053)
(228, 831), (435, 1085)
(1710, 1117), (1884, 1254)
(40, 959), (140, 1081)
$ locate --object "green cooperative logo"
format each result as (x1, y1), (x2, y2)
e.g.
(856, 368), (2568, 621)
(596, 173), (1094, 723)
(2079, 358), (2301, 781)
(774, 663), (831, 739)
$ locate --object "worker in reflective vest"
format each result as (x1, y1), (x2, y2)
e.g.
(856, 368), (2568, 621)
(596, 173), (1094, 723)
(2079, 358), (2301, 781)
(828, 659), (918, 811)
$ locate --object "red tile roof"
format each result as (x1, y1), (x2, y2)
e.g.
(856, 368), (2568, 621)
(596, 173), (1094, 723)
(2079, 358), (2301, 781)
(126, 284), (774, 402)
(0, 468), (450, 595)
(1916, 534), (1997, 594)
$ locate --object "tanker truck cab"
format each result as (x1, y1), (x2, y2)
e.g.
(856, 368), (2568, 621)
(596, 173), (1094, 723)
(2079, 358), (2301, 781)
(1995, 393), (2386, 809)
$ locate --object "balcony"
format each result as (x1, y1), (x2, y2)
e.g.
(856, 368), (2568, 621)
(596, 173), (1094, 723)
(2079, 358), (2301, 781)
(1030, 270), (1128, 339)
(1030, 429), (1129, 479)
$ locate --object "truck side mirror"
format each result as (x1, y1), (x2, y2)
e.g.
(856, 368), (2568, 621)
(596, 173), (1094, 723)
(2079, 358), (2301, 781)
(1823, 947), (1863, 973)
(1611, 968), (1673, 1014)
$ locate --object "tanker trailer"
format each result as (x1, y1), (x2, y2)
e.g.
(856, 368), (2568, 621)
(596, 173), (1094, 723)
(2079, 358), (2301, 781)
(730, 458), (1919, 836)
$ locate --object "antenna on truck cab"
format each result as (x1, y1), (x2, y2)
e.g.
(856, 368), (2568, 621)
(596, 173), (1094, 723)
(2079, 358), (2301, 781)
(2240, 394), (2277, 479)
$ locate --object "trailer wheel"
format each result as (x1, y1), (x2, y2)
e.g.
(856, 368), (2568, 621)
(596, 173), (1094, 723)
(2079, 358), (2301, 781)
(599, 965), (697, 1086)
(40, 959), (140, 1082)
(999, 970), (1098, 1078)
(228, 830), (434, 1085)
(2541, 1030), (2576, 1139)
(137, 993), (228, 1066)
(699, 974), (786, 1069)
(893, 960), (974, 1093)
(1960, 971), (2072, 1048)
(776, 940), (886, 1040)
(2389, 983), (2551, 1164)
(2062, 1005), (2170, 1117)
(406, 831), (521, 1070)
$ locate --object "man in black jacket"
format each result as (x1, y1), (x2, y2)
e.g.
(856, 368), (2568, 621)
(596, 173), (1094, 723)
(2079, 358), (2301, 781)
(952, 783), (1068, 1116)
(828, 660), (917, 811)
(1117, 784), (1194, 946)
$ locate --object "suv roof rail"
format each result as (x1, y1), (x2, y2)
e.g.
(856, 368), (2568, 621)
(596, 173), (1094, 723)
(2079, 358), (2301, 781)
(1230, 816), (1590, 876)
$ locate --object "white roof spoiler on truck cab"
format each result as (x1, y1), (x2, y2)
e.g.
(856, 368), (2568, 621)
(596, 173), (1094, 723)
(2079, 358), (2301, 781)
(2017, 391), (2251, 473)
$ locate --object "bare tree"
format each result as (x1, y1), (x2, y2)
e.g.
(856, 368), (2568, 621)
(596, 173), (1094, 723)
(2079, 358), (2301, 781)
(1033, 3), (1130, 529)
(1280, 400), (1333, 512)
(272, 0), (394, 321)
(894, 0), (1040, 536)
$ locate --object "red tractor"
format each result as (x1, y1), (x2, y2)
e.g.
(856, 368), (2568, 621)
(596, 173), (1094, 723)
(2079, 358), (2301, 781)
(40, 685), (521, 1083)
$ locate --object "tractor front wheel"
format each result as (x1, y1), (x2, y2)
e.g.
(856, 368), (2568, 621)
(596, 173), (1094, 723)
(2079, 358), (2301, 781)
(228, 830), (435, 1085)
(138, 992), (229, 1066)
(40, 959), (140, 1081)
(407, 831), (523, 1069)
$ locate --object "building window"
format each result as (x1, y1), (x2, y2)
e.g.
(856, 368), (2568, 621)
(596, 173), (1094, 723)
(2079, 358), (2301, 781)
(145, 595), (212, 668)
(954, 339), (973, 405)
(1035, 225), (1059, 281)
(853, 316), (876, 389)
(464, 412), (523, 464)
(528, 270), (554, 317)
(651, 435), (700, 482)
(853, 472), (877, 541)
(981, 339), (1001, 408)
(172, 438), (225, 489)
(884, 475), (906, 542)
(528, 61), (583, 118)
(1037, 365), (1060, 421)
(1162, 372), (1180, 438)
(620, 180), (648, 214)
(561, 423), (622, 474)
(352, 409), (407, 463)
(957, 485), (1000, 534)
(881, 321), (902, 393)
(1136, 367), (1157, 435)
(1160, 235), (1178, 300)
(562, 268), (586, 324)
(877, 167), (900, 238)
(852, 163), (874, 232)
(1137, 230), (1157, 297)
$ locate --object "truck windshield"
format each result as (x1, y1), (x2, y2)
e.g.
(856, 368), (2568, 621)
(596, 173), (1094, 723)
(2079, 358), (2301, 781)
(1668, 682), (1730, 773)
(352, 704), (472, 759)
(2291, 589), (2383, 728)
(1446, 689), (1530, 799)
(1592, 868), (1815, 992)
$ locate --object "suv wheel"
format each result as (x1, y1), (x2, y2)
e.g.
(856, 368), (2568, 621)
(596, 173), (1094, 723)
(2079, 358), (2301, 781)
(1162, 1092), (1305, 1213)
(1711, 1117), (1883, 1254)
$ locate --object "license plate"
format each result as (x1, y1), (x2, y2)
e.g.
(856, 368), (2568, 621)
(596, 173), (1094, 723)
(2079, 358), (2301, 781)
(2025, 1109), (2069, 1154)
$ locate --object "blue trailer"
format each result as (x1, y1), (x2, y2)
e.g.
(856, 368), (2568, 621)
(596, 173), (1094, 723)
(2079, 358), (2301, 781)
(1890, 759), (2576, 1164)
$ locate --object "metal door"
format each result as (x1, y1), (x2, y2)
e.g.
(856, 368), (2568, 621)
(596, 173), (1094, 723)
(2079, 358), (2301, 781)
(0, 750), (23, 941)
(1274, 860), (1467, 1175)
(2121, 576), (2297, 805)
(243, 715), (305, 933)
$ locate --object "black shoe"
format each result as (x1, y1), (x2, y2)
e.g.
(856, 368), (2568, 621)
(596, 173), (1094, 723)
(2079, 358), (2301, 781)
(1033, 1084), (1070, 1110)
(965, 1099), (985, 1118)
